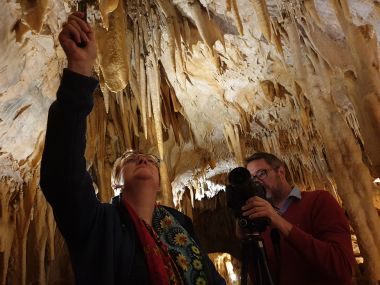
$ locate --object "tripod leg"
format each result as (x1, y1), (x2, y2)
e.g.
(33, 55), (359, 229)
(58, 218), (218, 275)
(252, 243), (263, 285)
(242, 238), (263, 285)
(256, 238), (275, 285)
(241, 240), (250, 285)
(242, 234), (275, 285)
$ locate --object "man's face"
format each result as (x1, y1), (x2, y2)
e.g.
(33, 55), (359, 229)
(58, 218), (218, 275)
(246, 158), (282, 198)
(120, 152), (160, 190)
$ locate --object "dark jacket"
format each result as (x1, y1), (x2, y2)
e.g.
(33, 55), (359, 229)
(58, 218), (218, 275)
(40, 69), (226, 285)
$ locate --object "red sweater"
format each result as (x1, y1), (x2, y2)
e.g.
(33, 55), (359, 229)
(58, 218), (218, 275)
(257, 190), (354, 285)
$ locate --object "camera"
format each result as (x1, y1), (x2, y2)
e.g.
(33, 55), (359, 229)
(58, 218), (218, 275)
(226, 167), (270, 232)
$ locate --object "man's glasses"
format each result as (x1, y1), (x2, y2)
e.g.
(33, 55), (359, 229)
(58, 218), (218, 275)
(251, 169), (271, 182)
(120, 151), (160, 167)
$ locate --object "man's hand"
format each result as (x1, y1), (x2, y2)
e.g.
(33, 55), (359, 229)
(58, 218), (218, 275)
(241, 196), (293, 236)
(58, 12), (97, 76)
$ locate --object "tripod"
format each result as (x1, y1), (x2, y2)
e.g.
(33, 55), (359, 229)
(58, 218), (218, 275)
(240, 231), (274, 285)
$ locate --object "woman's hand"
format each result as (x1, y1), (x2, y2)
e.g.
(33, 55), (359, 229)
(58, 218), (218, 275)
(58, 12), (97, 76)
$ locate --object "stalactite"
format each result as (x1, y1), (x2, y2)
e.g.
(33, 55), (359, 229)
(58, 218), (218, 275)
(128, 69), (141, 110)
(3, 0), (380, 284)
(144, 11), (174, 204)
(87, 91), (111, 202)
(133, 21), (141, 95)
(304, 0), (321, 26)
(223, 122), (244, 166)
(285, 16), (305, 82)
(109, 91), (129, 150)
(158, 161), (174, 206)
(34, 190), (49, 285)
(16, 181), (31, 285)
(293, 20), (380, 282)
(260, 80), (276, 102)
(343, 105), (364, 144)
(96, 0), (129, 93)
(179, 187), (194, 219)
(270, 20), (285, 58)
(155, 0), (184, 71)
(174, 0), (224, 55)
(231, 102), (250, 133)
(250, 0), (272, 42)
(146, 53), (162, 153)
(20, 0), (49, 33)
(14, 20), (30, 43)
(121, 91), (137, 148)
(0, 177), (19, 285)
(299, 15), (351, 68)
(166, 17), (179, 72)
(226, 0), (244, 35)
(99, 0), (119, 29)
(331, 0), (380, 177)
(308, 84), (380, 284)
(183, 18), (192, 51)
(140, 55), (149, 139)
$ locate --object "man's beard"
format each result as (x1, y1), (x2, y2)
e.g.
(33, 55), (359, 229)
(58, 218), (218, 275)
(265, 176), (283, 205)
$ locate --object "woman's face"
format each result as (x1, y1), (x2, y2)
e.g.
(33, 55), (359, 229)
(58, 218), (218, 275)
(119, 152), (160, 191)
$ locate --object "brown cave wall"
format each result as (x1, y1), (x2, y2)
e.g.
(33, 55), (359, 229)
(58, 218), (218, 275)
(1, 0), (380, 284)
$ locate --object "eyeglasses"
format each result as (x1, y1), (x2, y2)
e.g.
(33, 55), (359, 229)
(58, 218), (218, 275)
(120, 151), (160, 167)
(251, 169), (272, 182)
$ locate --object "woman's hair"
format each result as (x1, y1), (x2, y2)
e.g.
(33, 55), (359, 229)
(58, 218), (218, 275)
(110, 150), (161, 191)
(111, 155), (125, 191)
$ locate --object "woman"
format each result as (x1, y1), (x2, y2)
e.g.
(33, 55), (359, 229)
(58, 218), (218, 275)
(40, 12), (225, 285)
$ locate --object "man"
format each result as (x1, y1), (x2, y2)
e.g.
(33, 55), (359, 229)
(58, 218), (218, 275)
(238, 152), (354, 285)
(40, 12), (225, 285)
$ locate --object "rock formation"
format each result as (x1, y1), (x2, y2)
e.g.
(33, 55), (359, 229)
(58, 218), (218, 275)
(1, 0), (380, 284)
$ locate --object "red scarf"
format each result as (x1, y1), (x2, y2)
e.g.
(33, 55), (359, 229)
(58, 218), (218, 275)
(122, 198), (177, 285)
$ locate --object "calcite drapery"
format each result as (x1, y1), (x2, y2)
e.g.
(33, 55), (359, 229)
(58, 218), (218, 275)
(1, 0), (380, 284)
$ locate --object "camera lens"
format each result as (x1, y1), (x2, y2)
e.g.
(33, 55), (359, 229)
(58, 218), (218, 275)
(228, 167), (251, 185)
(238, 218), (249, 228)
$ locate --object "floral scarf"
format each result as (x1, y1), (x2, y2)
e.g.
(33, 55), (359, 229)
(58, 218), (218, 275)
(122, 199), (208, 285)
(152, 206), (208, 285)
(122, 200), (177, 285)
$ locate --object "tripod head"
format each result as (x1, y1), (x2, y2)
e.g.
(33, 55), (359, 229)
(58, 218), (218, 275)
(240, 231), (275, 285)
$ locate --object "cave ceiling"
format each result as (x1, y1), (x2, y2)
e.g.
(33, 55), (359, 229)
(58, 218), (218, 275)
(1, 0), (379, 201)
(1, 0), (380, 283)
